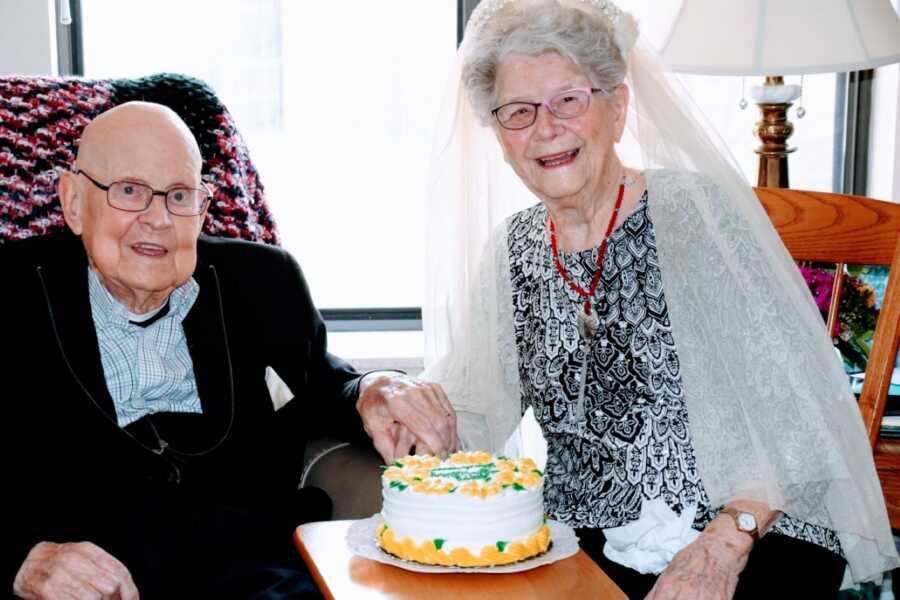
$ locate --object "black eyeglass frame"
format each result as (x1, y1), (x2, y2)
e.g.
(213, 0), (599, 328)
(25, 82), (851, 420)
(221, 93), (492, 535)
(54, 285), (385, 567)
(77, 170), (212, 216)
(491, 87), (610, 131)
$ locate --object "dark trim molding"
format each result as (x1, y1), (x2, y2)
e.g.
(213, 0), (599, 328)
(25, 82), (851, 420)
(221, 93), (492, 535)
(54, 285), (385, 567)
(834, 70), (874, 195)
(458, 0), (479, 45)
(321, 308), (423, 332)
(56, 0), (83, 76)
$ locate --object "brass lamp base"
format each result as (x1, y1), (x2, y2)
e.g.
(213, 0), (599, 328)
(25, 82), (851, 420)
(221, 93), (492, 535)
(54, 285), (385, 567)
(753, 76), (797, 189)
(751, 76), (844, 339)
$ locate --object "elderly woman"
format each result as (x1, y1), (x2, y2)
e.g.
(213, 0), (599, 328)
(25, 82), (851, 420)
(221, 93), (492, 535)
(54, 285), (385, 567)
(424, 0), (898, 598)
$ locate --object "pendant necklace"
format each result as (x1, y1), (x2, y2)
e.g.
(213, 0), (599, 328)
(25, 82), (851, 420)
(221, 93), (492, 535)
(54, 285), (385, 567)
(547, 177), (626, 340)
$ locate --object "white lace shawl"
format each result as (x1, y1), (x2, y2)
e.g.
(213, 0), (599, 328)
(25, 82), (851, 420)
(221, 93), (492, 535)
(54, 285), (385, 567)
(425, 170), (899, 582)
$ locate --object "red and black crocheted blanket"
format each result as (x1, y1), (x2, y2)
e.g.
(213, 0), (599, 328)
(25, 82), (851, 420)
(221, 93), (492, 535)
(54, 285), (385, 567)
(0, 73), (278, 244)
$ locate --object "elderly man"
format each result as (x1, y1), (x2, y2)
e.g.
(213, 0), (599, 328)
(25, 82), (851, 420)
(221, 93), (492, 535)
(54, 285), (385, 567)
(2, 102), (455, 599)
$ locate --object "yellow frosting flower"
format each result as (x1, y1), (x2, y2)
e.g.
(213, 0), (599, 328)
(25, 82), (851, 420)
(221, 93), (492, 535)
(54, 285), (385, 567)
(449, 451), (492, 465)
(496, 470), (515, 485)
(495, 459), (516, 471)
(519, 458), (537, 471)
(482, 483), (502, 497)
(458, 481), (481, 496)
(515, 472), (541, 488)
(383, 468), (405, 480)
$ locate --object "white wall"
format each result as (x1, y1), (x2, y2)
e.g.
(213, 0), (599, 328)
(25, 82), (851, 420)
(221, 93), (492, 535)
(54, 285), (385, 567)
(867, 0), (900, 203)
(0, 0), (57, 75)
(868, 64), (900, 203)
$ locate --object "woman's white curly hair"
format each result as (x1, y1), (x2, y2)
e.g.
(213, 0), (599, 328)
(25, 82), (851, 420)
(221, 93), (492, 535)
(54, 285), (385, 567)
(462, 0), (639, 123)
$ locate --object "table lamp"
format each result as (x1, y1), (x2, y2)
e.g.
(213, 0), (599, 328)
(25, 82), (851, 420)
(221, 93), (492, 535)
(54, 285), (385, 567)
(658, 0), (900, 188)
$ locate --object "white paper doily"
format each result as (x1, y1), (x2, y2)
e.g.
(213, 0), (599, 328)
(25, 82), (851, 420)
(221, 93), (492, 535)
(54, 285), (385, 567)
(346, 514), (579, 574)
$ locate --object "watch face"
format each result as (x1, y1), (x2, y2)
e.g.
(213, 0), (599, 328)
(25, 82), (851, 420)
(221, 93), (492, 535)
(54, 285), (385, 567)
(737, 512), (757, 531)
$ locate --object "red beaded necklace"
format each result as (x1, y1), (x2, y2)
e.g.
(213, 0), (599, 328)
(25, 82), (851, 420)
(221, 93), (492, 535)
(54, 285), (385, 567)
(547, 181), (625, 338)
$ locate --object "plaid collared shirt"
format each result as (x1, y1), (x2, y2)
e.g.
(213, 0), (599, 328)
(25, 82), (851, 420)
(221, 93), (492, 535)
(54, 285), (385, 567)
(88, 267), (202, 427)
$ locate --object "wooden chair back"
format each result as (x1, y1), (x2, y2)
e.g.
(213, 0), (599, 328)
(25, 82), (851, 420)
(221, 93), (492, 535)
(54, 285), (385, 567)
(756, 186), (900, 526)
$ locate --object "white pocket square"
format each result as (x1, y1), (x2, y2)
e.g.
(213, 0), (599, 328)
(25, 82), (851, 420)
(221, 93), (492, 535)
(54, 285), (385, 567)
(265, 366), (295, 412)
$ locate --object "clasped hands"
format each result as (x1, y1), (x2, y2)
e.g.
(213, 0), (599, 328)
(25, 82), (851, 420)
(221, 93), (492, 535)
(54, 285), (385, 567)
(356, 372), (458, 463)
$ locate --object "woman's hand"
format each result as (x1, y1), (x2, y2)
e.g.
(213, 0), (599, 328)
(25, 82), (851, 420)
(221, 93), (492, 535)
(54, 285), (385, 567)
(644, 516), (752, 600)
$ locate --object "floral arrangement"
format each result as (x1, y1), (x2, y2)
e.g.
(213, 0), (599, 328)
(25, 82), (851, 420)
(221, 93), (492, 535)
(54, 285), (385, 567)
(800, 265), (880, 372)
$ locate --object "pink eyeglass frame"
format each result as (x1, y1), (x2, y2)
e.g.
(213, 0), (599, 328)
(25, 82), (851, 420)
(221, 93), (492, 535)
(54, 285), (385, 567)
(491, 86), (611, 130)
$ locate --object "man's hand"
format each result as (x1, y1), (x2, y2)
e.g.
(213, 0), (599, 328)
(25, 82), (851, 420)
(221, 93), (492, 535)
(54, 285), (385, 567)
(357, 373), (458, 463)
(644, 516), (751, 600)
(13, 541), (139, 600)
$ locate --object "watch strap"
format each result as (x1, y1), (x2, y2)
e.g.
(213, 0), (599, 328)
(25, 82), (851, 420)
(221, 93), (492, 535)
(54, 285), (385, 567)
(720, 506), (760, 544)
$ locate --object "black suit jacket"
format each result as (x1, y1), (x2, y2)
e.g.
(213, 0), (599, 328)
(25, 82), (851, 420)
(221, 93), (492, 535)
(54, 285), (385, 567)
(1, 233), (367, 595)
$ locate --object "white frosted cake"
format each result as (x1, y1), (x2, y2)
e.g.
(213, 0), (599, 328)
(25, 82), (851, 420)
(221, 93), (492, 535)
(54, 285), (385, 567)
(377, 451), (550, 567)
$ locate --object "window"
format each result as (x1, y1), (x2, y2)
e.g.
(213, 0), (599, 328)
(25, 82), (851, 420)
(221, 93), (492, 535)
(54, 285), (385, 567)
(78, 0), (458, 359)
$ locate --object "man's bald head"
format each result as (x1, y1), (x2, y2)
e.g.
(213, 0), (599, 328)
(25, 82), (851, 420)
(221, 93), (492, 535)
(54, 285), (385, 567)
(59, 101), (208, 314)
(76, 101), (202, 181)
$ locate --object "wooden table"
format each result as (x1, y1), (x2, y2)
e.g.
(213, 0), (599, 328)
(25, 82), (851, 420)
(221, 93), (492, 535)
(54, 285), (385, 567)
(294, 520), (626, 600)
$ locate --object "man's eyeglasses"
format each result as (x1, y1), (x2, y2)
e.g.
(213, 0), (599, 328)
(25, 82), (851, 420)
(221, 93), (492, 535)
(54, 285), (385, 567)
(492, 87), (609, 130)
(77, 170), (211, 217)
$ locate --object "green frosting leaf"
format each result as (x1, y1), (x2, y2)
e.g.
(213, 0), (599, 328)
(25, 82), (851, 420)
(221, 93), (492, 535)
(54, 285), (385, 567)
(412, 476), (423, 482)
(433, 539), (446, 550)
(389, 480), (408, 491)
(531, 468), (544, 476)
(497, 455), (509, 461)
(448, 486), (457, 493)
(496, 541), (508, 552)
(393, 460), (404, 467)
(513, 482), (526, 491)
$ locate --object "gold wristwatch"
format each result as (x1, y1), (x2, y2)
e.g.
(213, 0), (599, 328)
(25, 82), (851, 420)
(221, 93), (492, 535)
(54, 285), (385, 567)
(720, 507), (760, 544)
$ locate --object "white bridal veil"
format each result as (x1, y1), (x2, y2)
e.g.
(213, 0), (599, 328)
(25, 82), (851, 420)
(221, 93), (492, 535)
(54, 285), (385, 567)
(423, 0), (899, 582)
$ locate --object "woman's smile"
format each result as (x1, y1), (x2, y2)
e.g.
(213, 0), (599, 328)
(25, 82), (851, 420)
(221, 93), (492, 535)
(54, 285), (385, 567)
(535, 148), (580, 168)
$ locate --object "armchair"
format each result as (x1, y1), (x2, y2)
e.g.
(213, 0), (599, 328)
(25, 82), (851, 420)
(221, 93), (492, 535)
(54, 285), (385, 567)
(0, 72), (381, 519)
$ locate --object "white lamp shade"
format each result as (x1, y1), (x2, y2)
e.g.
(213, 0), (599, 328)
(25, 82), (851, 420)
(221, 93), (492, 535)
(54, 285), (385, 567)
(660, 0), (900, 76)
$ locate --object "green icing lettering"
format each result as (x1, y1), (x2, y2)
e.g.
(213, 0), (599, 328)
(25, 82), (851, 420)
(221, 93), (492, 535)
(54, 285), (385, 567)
(429, 463), (498, 482)
(496, 541), (508, 552)
(433, 539), (446, 550)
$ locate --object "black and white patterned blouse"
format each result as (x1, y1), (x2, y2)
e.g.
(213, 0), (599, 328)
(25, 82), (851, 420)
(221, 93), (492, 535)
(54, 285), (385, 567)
(506, 193), (843, 556)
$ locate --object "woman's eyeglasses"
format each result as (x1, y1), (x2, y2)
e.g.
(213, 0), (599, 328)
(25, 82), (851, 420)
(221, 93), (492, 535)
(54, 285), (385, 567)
(492, 87), (609, 130)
